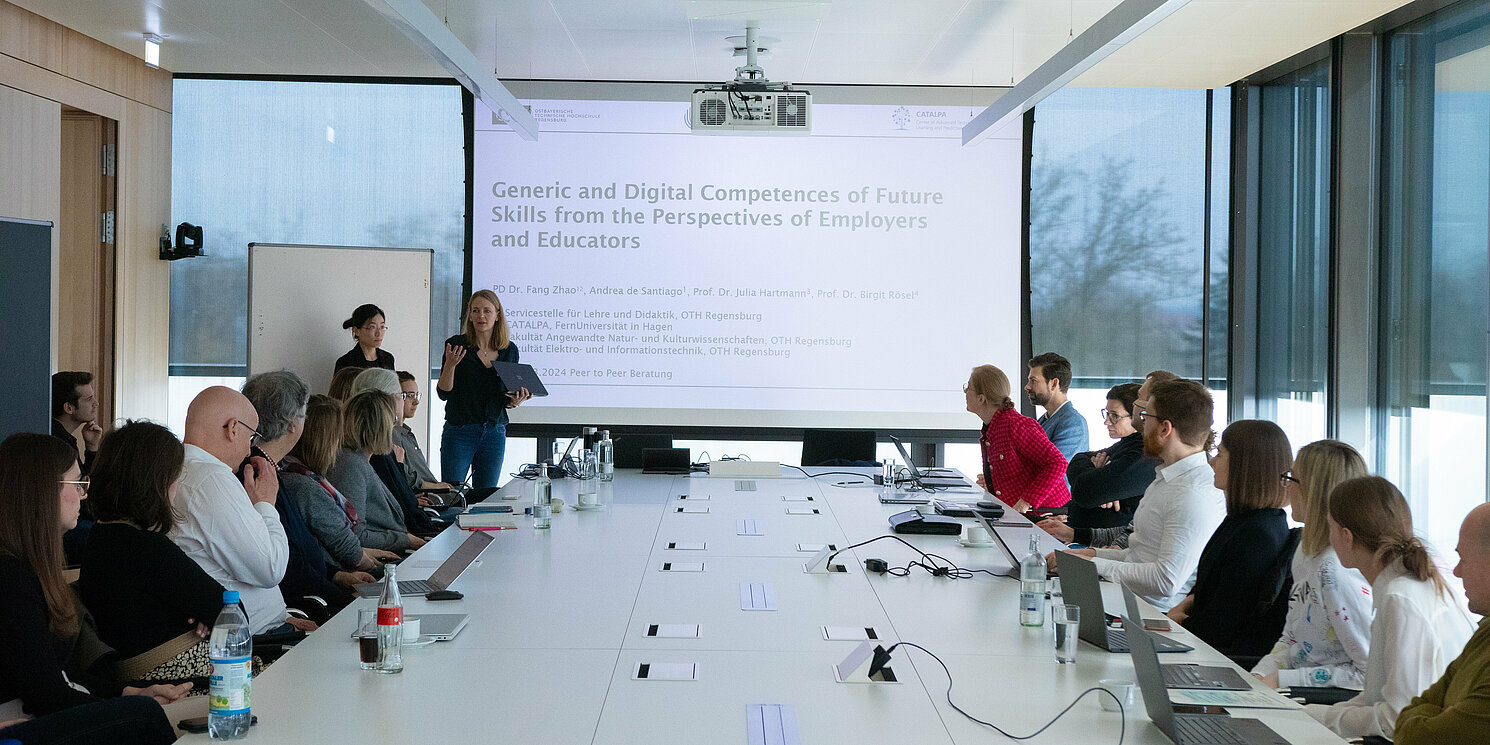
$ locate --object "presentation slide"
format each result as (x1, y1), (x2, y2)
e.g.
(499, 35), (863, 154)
(473, 94), (1021, 431)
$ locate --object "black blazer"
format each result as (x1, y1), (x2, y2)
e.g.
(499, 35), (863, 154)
(1066, 432), (1158, 533)
(333, 346), (395, 373)
(1182, 508), (1294, 658)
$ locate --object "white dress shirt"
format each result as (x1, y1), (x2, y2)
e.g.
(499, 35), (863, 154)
(1090, 451), (1224, 611)
(1304, 557), (1477, 738)
(170, 444), (290, 635)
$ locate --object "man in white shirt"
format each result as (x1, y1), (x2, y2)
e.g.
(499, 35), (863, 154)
(170, 386), (302, 635)
(1049, 378), (1225, 611)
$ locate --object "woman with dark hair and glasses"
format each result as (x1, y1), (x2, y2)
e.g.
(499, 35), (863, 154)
(0, 432), (190, 722)
(333, 303), (395, 373)
(1036, 383), (1159, 546)
(78, 421), (226, 685)
(1251, 440), (1373, 691)
(1167, 420), (1296, 659)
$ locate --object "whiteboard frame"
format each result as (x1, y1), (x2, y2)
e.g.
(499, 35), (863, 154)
(247, 243), (433, 448)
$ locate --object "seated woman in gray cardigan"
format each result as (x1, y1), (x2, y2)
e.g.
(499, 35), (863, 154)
(281, 395), (401, 571)
(323, 391), (426, 554)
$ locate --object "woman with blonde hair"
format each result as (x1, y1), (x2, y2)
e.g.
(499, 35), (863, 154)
(437, 290), (532, 489)
(1251, 440), (1373, 691)
(324, 391), (426, 553)
(964, 365), (1069, 513)
(1305, 476), (1476, 738)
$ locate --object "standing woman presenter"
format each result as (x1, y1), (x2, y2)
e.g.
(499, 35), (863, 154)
(438, 290), (531, 489)
(334, 304), (395, 372)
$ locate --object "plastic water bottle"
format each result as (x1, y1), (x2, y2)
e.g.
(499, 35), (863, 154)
(533, 470), (552, 529)
(1019, 533), (1047, 627)
(208, 590), (253, 740)
(597, 430), (614, 482)
(376, 565), (404, 674)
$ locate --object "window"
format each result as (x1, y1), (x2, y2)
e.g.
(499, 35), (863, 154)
(1381, 1), (1490, 548)
(1030, 88), (1229, 447)
(1256, 59), (1332, 450)
(169, 79), (465, 380)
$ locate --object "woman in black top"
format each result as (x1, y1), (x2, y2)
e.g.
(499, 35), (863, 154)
(78, 422), (225, 683)
(0, 433), (189, 720)
(1036, 383), (1159, 546)
(1168, 420), (1295, 659)
(333, 303), (395, 373)
(437, 290), (532, 488)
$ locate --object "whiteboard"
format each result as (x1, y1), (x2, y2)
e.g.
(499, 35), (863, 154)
(247, 243), (432, 446)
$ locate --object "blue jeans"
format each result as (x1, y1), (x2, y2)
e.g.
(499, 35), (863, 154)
(441, 421), (507, 489)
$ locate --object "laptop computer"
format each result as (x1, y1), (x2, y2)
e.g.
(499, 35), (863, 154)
(641, 447), (692, 474)
(490, 361), (549, 397)
(352, 613), (470, 641)
(1124, 598), (1289, 745)
(1121, 588), (1251, 690)
(888, 436), (970, 488)
(355, 530), (493, 597)
(1058, 552), (1191, 653)
(976, 512), (1028, 579)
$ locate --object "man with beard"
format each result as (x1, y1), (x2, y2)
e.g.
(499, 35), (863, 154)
(1047, 378), (1224, 611)
(1025, 352), (1088, 461)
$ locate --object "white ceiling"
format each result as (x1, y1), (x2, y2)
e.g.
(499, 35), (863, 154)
(16, 0), (1414, 88)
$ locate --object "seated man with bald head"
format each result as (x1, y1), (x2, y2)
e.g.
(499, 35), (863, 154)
(169, 386), (300, 636)
(1395, 502), (1490, 744)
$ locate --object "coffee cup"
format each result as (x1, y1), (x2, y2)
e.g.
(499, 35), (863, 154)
(578, 490), (599, 507)
(401, 616), (421, 644)
(965, 525), (992, 545)
(1099, 679), (1136, 712)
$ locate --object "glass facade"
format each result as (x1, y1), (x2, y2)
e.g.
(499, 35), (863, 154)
(1256, 59), (1333, 450)
(1380, 0), (1490, 548)
(1030, 88), (1230, 448)
(169, 79), (466, 379)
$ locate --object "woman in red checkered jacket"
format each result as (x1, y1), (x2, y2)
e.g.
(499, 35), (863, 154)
(964, 365), (1071, 514)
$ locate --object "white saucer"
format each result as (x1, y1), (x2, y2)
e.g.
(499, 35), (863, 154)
(572, 501), (604, 511)
(402, 635), (437, 648)
(959, 539), (994, 548)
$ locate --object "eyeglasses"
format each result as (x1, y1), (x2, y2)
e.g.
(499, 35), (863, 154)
(59, 479), (89, 496)
(399, 391), (421, 401)
(227, 420), (263, 448)
(360, 323), (388, 332)
(1281, 472), (1300, 485)
(1098, 410), (1131, 423)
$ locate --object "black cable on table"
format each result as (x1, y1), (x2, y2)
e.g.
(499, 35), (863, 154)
(889, 642), (1125, 744)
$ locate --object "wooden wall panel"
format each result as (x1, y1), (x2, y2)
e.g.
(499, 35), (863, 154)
(113, 100), (172, 422)
(0, 2), (171, 112)
(1, 0), (171, 422)
(0, 84), (62, 374)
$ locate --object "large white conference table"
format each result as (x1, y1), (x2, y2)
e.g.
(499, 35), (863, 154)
(173, 468), (1349, 745)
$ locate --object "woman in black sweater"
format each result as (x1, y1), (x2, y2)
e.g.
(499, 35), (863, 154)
(437, 290), (532, 489)
(1168, 420), (1295, 659)
(1036, 383), (1159, 546)
(0, 432), (187, 725)
(78, 421), (226, 684)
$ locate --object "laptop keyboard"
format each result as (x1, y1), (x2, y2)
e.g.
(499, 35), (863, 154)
(1163, 665), (1215, 687)
(399, 579), (436, 594)
(1174, 715), (1249, 744)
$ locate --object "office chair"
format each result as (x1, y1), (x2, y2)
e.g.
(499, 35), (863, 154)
(800, 429), (878, 467)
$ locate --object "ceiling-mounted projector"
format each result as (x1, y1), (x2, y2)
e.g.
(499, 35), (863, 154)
(691, 22), (811, 135)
